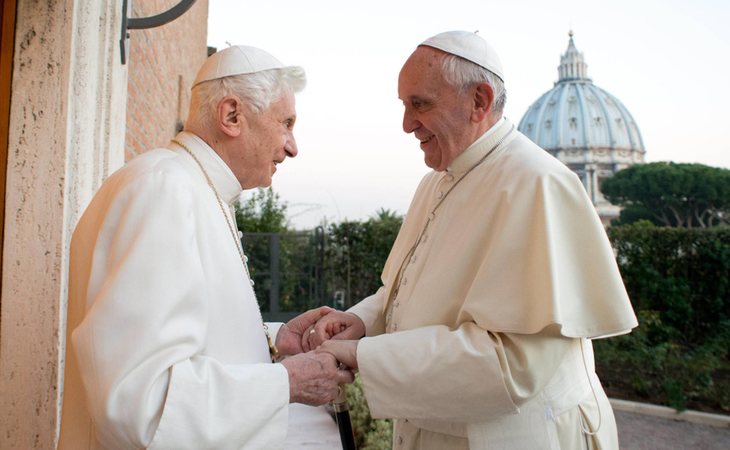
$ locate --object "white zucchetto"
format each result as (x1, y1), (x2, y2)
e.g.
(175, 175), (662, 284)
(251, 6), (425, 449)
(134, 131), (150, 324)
(420, 30), (505, 82)
(192, 45), (288, 88)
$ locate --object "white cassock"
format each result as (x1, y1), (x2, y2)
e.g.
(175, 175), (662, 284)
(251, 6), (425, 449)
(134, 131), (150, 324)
(349, 118), (638, 450)
(59, 132), (291, 449)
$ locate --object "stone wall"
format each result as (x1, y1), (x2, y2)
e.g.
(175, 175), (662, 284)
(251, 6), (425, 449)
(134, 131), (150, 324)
(0, 1), (128, 448)
(0, 1), (209, 448)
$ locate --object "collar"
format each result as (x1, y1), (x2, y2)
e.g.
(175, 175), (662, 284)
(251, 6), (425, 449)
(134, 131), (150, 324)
(170, 131), (243, 205)
(447, 117), (511, 174)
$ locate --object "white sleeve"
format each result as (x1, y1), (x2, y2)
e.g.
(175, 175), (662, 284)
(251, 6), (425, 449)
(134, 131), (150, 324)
(491, 326), (574, 406)
(356, 322), (571, 424)
(71, 170), (289, 449)
(347, 287), (387, 336)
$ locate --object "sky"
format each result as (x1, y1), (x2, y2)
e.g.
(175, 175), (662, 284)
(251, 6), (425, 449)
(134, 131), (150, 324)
(207, 0), (730, 229)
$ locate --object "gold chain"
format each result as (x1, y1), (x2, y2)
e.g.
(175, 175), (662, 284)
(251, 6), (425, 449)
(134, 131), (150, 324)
(172, 139), (278, 361)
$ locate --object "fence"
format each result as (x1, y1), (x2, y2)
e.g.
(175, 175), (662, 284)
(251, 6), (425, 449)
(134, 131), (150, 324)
(242, 227), (328, 322)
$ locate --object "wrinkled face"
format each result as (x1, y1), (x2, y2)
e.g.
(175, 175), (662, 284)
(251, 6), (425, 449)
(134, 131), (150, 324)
(398, 47), (475, 171)
(234, 92), (298, 189)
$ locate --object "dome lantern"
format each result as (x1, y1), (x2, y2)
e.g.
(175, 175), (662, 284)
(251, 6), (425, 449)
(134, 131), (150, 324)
(558, 30), (590, 82)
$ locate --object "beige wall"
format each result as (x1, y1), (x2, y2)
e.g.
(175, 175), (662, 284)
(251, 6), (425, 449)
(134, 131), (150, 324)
(0, 1), (127, 447)
(0, 0), (208, 448)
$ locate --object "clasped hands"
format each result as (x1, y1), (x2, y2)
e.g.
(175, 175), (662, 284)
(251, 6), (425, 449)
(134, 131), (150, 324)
(302, 308), (365, 369)
(274, 307), (365, 406)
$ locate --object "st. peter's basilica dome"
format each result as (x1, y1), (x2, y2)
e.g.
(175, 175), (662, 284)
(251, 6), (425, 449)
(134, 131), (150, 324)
(518, 32), (645, 222)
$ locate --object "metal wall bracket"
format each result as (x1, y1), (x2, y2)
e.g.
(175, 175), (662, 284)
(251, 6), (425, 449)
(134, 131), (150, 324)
(120, 0), (198, 64)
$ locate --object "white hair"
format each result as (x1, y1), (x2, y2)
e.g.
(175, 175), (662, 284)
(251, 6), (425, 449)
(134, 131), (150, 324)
(186, 66), (307, 130)
(440, 54), (506, 114)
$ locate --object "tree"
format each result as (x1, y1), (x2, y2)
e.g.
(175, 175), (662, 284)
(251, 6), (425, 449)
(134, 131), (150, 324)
(601, 162), (730, 228)
(236, 187), (289, 233)
(326, 208), (403, 308)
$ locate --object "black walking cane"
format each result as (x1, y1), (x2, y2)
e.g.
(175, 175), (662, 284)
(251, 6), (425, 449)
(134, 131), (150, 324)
(333, 386), (356, 450)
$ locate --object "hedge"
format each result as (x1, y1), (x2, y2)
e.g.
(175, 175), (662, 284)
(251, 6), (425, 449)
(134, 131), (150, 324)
(595, 223), (730, 412)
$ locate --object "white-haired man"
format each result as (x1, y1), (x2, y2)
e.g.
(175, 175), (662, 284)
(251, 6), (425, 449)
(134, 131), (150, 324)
(307, 31), (637, 449)
(59, 45), (353, 449)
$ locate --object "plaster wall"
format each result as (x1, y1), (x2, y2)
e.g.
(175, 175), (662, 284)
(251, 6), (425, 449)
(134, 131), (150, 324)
(0, 0), (127, 448)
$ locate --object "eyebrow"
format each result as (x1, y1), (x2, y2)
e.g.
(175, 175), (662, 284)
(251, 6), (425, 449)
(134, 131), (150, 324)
(403, 95), (433, 103)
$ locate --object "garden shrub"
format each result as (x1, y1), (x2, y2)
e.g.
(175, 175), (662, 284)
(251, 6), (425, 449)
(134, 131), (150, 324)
(345, 375), (393, 449)
(595, 223), (730, 413)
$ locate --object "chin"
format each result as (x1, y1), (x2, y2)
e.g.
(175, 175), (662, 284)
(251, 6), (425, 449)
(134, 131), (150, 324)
(423, 155), (440, 170)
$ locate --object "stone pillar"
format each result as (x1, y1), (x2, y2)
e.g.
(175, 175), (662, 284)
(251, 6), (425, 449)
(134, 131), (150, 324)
(0, 0), (126, 448)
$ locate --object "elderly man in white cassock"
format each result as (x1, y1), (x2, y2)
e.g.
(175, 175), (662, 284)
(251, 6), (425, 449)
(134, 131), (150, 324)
(58, 46), (354, 449)
(305, 31), (638, 449)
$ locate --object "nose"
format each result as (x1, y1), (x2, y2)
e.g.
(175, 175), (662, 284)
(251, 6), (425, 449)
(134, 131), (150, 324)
(285, 135), (298, 158)
(402, 108), (420, 134)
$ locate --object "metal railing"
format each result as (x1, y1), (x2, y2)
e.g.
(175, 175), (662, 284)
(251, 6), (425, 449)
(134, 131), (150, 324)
(242, 228), (327, 322)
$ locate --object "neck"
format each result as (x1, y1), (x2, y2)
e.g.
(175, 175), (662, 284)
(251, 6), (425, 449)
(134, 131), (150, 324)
(462, 113), (502, 152)
(184, 125), (237, 176)
(477, 112), (502, 136)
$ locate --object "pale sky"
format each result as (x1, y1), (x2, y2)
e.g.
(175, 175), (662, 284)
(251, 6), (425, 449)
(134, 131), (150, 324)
(208, 0), (730, 229)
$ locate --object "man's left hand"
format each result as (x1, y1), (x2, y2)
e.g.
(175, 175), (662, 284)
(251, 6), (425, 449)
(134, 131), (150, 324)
(276, 306), (334, 356)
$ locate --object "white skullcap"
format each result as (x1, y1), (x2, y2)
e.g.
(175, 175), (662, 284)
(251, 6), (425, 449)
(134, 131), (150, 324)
(420, 30), (505, 81)
(192, 45), (288, 88)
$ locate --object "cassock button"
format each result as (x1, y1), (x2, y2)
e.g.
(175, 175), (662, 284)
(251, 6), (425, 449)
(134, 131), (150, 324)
(394, 301), (400, 308)
(446, 174), (455, 182)
(238, 230), (243, 239)
(398, 436), (404, 445)
(401, 277), (407, 286)
(410, 255), (417, 263)
(437, 191), (444, 199)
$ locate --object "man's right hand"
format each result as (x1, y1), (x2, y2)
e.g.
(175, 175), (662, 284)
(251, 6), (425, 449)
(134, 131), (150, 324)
(280, 351), (354, 405)
(301, 311), (366, 352)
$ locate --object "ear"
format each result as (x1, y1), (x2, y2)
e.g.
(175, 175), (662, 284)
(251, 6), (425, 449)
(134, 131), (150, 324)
(216, 95), (246, 137)
(471, 82), (494, 122)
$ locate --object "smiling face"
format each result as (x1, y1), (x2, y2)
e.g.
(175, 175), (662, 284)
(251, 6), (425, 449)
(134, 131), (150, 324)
(398, 47), (479, 171)
(231, 92), (299, 189)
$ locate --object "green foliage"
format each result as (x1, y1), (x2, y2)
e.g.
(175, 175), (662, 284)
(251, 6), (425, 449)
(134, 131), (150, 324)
(346, 375), (393, 449)
(241, 231), (326, 314)
(236, 189), (325, 314)
(596, 310), (729, 412)
(608, 223), (730, 343)
(236, 187), (289, 233)
(326, 209), (403, 308)
(237, 197), (402, 312)
(595, 223), (730, 413)
(601, 162), (730, 227)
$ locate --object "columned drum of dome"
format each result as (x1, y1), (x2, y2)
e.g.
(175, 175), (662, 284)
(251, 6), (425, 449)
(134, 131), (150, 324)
(518, 31), (645, 224)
